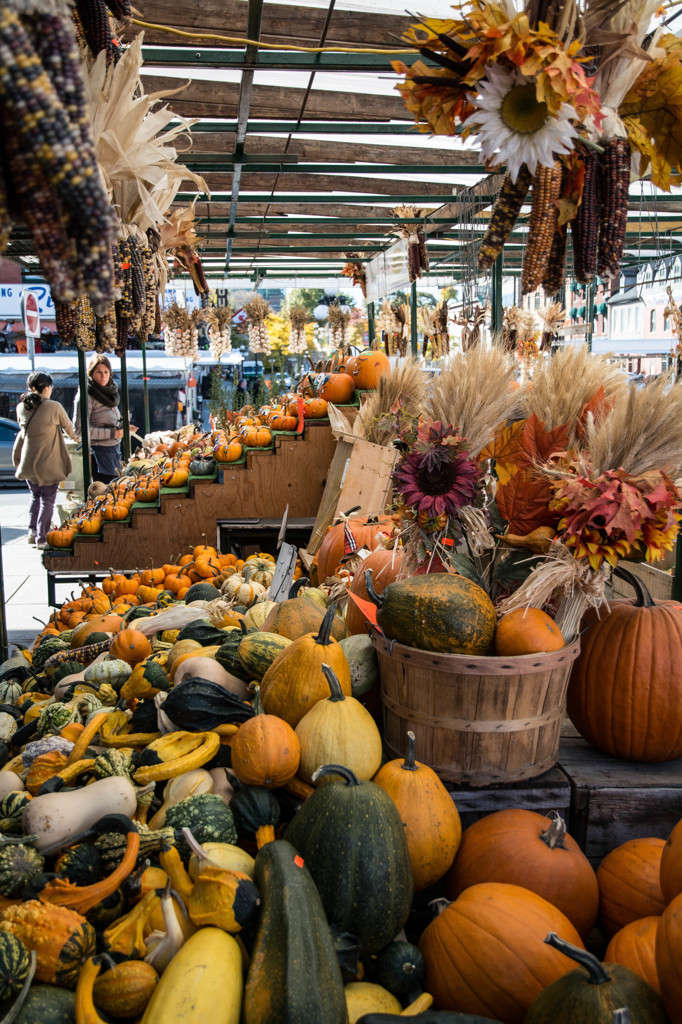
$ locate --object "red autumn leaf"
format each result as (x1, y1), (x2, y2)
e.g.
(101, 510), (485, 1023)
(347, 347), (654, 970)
(577, 386), (614, 441)
(519, 413), (569, 466)
(496, 470), (560, 535)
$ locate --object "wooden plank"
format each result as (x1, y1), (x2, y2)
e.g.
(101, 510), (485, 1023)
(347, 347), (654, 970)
(559, 737), (682, 864)
(611, 561), (674, 601)
(141, 75), (410, 122)
(130, 0), (414, 49)
(194, 171), (459, 198)
(447, 765), (572, 831)
(184, 202), (444, 219)
(188, 134), (482, 168)
(43, 423), (337, 573)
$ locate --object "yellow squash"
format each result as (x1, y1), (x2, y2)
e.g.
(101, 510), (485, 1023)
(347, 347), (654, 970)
(141, 927), (242, 1024)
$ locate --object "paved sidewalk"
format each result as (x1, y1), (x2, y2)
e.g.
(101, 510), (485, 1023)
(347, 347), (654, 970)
(1, 486), (70, 649)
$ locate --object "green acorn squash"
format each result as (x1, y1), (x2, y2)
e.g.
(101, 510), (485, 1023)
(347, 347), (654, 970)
(0, 679), (22, 705)
(161, 678), (255, 731)
(176, 620), (229, 646)
(55, 844), (103, 887)
(0, 844), (45, 898)
(243, 839), (347, 1024)
(237, 632), (292, 681)
(183, 583), (221, 604)
(83, 659), (132, 691)
(285, 763), (413, 953)
(215, 624), (256, 679)
(372, 940), (425, 999)
(15, 985), (78, 1024)
(523, 932), (668, 1023)
(0, 793), (32, 834)
(366, 572), (496, 655)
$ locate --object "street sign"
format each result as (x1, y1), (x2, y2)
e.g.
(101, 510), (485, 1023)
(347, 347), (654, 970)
(20, 290), (40, 370)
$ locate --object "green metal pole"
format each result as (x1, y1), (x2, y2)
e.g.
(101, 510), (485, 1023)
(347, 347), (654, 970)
(0, 525), (8, 663)
(491, 255), (503, 338)
(367, 301), (376, 345)
(120, 350), (131, 463)
(77, 349), (91, 494)
(586, 279), (594, 354)
(141, 340), (151, 436)
(410, 280), (418, 356)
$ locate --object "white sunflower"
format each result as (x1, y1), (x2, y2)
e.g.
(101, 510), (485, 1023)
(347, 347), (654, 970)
(468, 64), (579, 181)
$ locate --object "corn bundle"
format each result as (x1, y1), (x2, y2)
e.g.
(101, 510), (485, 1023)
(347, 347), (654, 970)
(140, 243), (156, 343)
(174, 245), (210, 307)
(340, 256), (367, 297)
(418, 301), (449, 359)
(55, 300), (78, 346)
(205, 306), (234, 360)
(74, 0), (118, 64)
(664, 287), (682, 360)
(597, 138), (631, 280)
(378, 299), (409, 356)
(540, 301), (567, 350)
(95, 303), (117, 352)
(287, 304), (309, 354)
(76, 294), (97, 351)
(521, 162), (563, 296)
(163, 302), (201, 361)
(454, 305), (487, 352)
(514, 309), (541, 365)
(478, 167), (533, 272)
(0, 5), (117, 312)
(570, 150), (599, 284)
(392, 205), (430, 282)
(244, 295), (272, 355)
(328, 304), (352, 347)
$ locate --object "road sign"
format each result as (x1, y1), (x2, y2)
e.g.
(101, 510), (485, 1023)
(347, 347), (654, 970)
(20, 290), (40, 337)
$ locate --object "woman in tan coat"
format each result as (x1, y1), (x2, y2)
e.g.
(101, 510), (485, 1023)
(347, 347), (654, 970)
(13, 371), (78, 548)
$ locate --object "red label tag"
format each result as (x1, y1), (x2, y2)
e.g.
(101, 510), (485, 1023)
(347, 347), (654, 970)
(294, 855), (304, 868)
(347, 590), (380, 628)
(121, 262), (131, 269)
(443, 537), (454, 548)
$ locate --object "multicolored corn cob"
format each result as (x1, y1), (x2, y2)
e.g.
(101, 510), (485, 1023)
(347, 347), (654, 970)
(597, 138), (631, 280)
(542, 224), (567, 297)
(96, 304), (116, 352)
(75, 0), (116, 63)
(128, 236), (146, 314)
(521, 161), (562, 296)
(55, 300), (78, 345)
(478, 166), (533, 272)
(76, 294), (97, 351)
(571, 151), (599, 284)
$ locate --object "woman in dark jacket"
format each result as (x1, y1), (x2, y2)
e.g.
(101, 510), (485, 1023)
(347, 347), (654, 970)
(72, 354), (136, 484)
(13, 372), (78, 548)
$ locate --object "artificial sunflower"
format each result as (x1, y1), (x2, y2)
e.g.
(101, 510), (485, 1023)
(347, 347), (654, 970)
(393, 421), (479, 518)
(467, 65), (579, 180)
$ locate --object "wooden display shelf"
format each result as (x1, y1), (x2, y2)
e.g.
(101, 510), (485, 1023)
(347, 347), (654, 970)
(445, 764), (572, 831)
(43, 422), (337, 574)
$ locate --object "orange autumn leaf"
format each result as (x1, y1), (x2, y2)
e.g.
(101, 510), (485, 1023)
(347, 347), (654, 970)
(479, 419), (525, 485)
(519, 413), (569, 465)
(496, 470), (559, 535)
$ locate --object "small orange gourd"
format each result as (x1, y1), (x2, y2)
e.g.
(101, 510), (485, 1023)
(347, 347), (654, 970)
(494, 607), (565, 656)
(230, 710), (300, 788)
(109, 629), (152, 666)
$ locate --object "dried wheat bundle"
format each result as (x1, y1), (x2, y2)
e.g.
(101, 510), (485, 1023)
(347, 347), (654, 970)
(328, 304), (352, 347)
(587, 375), (682, 477)
(206, 305), (233, 360)
(357, 358), (428, 446)
(287, 303), (309, 354)
(427, 346), (522, 457)
(523, 344), (627, 442)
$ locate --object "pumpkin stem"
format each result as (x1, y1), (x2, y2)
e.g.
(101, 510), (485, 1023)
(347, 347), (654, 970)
(312, 763), (360, 786)
(429, 897), (452, 916)
(181, 827), (207, 861)
(402, 730), (418, 772)
(315, 604), (337, 646)
(288, 577), (310, 599)
(239, 619), (249, 636)
(612, 566), (655, 608)
(543, 932), (612, 985)
(364, 569), (384, 608)
(321, 663), (345, 702)
(539, 811), (567, 850)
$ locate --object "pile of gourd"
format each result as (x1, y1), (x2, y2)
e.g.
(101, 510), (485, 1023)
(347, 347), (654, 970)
(0, 531), (679, 1023)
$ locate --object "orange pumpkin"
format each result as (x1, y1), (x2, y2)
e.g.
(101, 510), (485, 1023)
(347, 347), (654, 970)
(660, 818), (682, 903)
(70, 615), (122, 648)
(316, 514), (393, 584)
(109, 629), (152, 666)
(419, 883), (584, 1022)
(78, 515), (102, 535)
(445, 808), (599, 939)
(345, 547), (403, 635)
(230, 714), (301, 788)
(494, 608), (565, 656)
(345, 347), (390, 389)
(656, 891), (682, 1019)
(605, 915), (661, 991)
(315, 372), (355, 405)
(214, 440), (243, 462)
(241, 426), (272, 448)
(140, 568), (165, 588)
(135, 481), (160, 502)
(597, 837), (666, 938)
(268, 413), (298, 432)
(161, 466), (189, 488)
(46, 527), (76, 548)
(302, 397), (328, 420)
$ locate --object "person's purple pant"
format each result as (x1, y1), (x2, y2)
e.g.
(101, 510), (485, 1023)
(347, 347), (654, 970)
(26, 482), (59, 544)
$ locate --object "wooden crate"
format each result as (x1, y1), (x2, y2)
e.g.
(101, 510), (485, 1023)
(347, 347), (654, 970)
(611, 560), (674, 601)
(446, 764), (572, 831)
(559, 737), (682, 865)
(305, 433), (398, 556)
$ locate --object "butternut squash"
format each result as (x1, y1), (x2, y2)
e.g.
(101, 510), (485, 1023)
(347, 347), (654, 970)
(141, 927), (242, 1024)
(23, 778), (137, 852)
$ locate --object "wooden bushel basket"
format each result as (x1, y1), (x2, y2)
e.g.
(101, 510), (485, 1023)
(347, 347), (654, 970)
(371, 631), (581, 787)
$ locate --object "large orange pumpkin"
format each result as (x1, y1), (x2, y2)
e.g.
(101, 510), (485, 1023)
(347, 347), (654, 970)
(345, 348), (390, 390)
(605, 915), (661, 992)
(316, 514), (393, 584)
(345, 547), (403, 635)
(567, 569), (682, 761)
(656, 891), (682, 1019)
(597, 837), (666, 938)
(419, 882), (584, 1023)
(70, 615), (122, 648)
(494, 607), (565, 656)
(315, 372), (356, 405)
(445, 808), (598, 940)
